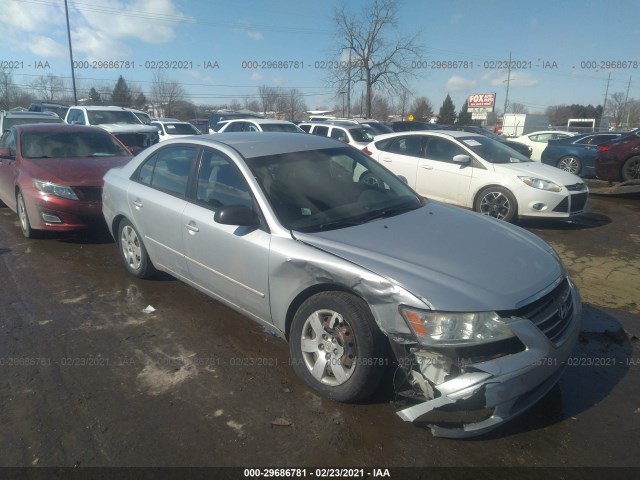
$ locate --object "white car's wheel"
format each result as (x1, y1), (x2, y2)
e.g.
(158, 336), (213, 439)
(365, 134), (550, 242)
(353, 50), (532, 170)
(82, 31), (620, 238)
(475, 186), (518, 222)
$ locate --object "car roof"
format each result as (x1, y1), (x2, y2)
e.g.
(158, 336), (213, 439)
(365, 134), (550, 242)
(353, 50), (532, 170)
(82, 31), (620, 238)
(165, 132), (347, 159)
(12, 123), (110, 133)
(2, 111), (60, 118)
(71, 105), (137, 111)
(226, 118), (296, 125)
(300, 121), (373, 130)
(374, 130), (482, 141)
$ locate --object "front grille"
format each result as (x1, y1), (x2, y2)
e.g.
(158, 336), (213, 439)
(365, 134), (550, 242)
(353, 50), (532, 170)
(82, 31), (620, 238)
(553, 192), (587, 213)
(498, 278), (574, 345)
(75, 186), (102, 201)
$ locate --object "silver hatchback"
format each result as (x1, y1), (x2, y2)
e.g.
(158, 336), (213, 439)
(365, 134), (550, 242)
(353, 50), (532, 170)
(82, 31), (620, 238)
(102, 133), (581, 437)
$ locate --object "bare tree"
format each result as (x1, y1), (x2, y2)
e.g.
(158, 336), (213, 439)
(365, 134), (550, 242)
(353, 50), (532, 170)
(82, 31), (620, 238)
(508, 102), (528, 114)
(394, 85), (412, 120)
(244, 98), (261, 113)
(371, 95), (391, 120)
(258, 85), (280, 116)
(282, 88), (306, 121)
(332, 0), (422, 117)
(0, 68), (20, 109)
(151, 70), (186, 118)
(30, 74), (67, 102)
(606, 92), (627, 127)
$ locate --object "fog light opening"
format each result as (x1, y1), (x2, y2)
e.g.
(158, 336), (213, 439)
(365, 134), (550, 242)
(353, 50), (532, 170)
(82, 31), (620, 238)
(531, 203), (547, 211)
(41, 213), (62, 223)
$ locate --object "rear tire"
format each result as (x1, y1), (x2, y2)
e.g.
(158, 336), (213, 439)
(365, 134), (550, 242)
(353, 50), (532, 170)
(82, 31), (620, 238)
(557, 156), (582, 175)
(117, 218), (157, 279)
(621, 156), (640, 181)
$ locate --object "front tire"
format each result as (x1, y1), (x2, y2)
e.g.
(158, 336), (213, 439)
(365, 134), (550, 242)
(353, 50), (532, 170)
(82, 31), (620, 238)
(474, 186), (518, 222)
(118, 218), (157, 279)
(557, 156), (582, 175)
(622, 156), (640, 181)
(17, 192), (37, 238)
(289, 292), (387, 403)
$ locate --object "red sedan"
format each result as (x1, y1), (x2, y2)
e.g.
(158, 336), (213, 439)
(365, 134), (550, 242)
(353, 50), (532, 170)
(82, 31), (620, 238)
(595, 130), (640, 182)
(0, 124), (132, 238)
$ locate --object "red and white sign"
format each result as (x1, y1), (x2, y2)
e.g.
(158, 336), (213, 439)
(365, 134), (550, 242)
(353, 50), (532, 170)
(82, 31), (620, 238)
(468, 93), (496, 109)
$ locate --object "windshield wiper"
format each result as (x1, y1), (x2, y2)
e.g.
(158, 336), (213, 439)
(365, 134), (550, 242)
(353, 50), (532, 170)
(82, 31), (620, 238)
(358, 202), (421, 223)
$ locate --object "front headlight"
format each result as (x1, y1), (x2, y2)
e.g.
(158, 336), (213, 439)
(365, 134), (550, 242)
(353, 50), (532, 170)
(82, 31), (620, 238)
(400, 307), (515, 347)
(518, 176), (562, 192)
(33, 179), (79, 200)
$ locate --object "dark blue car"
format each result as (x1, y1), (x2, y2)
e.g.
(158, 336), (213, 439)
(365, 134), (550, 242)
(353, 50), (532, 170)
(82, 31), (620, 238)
(541, 132), (624, 176)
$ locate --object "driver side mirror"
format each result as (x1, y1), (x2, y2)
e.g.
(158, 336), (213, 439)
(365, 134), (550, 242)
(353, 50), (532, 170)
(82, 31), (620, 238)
(452, 154), (471, 165)
(0, 147), (14, 159)
(214, 205), (259, 227)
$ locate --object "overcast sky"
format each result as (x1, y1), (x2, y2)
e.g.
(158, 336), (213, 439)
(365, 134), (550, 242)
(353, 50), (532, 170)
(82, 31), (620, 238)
(3, 0), (639, 113)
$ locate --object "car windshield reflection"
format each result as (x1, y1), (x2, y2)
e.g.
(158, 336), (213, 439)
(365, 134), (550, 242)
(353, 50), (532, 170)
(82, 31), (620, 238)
(459, 135), (532, 164)
(245, 147), (423, 232)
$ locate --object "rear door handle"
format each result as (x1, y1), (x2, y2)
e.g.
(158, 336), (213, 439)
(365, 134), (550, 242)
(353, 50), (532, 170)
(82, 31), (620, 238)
(132, 199), (143, 209)
(421, 164), (434, 170)
(381, 157), (393, 163)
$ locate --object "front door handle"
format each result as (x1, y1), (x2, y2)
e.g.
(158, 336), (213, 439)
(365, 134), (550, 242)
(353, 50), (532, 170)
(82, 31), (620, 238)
(185, 222), (199, 233)
(421, 164), (434, 170)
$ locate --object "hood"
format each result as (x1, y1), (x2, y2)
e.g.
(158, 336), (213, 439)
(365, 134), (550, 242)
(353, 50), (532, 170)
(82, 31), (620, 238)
(25, 156), (132, 186)
(96, 124), (158, 134)
(494, 160), (583, 185)
(293, 203), (563, 312)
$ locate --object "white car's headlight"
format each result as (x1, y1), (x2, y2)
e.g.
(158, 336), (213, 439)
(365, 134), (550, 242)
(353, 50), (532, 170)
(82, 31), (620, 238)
(518, 176), (562, 192)
(33, 179), (79, 200)
(400, 308), (515, 347)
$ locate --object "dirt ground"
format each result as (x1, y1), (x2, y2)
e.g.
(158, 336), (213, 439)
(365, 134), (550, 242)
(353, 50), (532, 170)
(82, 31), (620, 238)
(0, 184), (638, 475)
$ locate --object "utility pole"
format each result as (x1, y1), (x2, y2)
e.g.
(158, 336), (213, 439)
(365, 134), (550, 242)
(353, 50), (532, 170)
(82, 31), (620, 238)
(623, 76), (632, 128)
(602, 72), (611, 127)
(64, 0), (78, 105)
(503, 51), (512, 116)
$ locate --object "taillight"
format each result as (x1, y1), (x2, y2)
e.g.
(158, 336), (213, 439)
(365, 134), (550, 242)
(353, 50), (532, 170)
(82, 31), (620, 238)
(598, 145), (611, 152)
(362, 146), (373, 156)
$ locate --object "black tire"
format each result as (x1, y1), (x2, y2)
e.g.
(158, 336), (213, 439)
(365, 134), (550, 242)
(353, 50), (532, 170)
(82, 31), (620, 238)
(474, 186), (518, 222)
(289, 292), (387, 403)
(621, 156), (640, 181)
(117, 218), (157, 279)
(556, 156), (582, 175)
(16, 192), (38, 238)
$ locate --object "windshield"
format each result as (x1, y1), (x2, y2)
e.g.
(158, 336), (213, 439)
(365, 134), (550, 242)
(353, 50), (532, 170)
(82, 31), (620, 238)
(87, 110), (140, 125)
(260, 123), (304, 133)
(349, 127), (376, 143)
(458, 135), (531, 164)
(5, 117), (63, 131)
(245, 146), (423, 232)
(163, 123), (201, 135)
(21, 130), (130, 158)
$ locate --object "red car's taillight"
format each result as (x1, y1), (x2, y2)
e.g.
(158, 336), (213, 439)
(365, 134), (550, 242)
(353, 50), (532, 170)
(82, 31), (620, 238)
(362, 146), (373, 156)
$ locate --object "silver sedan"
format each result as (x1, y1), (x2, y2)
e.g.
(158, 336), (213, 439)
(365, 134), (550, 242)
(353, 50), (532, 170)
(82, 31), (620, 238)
(102, 133), (581, 437)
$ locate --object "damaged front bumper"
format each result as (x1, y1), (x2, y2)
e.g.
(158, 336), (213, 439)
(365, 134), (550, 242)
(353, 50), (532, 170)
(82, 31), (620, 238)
(395, 280), (582, 438)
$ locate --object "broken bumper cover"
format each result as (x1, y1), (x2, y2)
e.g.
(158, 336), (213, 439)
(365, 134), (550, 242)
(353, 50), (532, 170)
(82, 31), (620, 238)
(396, 282), (582, 438)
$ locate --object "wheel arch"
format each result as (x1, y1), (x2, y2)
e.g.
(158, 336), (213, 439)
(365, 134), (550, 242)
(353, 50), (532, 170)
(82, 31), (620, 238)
(284, 283), (370, 341)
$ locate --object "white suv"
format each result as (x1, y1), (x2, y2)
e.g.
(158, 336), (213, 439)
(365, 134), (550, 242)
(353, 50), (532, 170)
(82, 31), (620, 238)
(298, 121), (377, 148)
(216, 118), (304, 133)
(65, 106), (159, 152)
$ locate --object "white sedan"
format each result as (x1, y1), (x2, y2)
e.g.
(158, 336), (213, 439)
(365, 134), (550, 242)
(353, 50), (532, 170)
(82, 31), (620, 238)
(151, 119), (203, 141)
(511, 130), (576, 161)
(363, 130), (588, 222)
